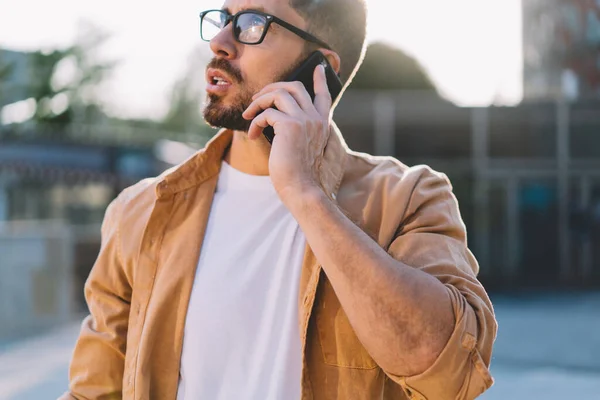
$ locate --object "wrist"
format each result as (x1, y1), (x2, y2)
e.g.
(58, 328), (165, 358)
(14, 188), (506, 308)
(278, 183), (328, 213)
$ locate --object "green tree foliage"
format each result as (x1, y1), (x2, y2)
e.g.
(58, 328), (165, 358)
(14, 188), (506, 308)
(162, 78), (202, 133)
(0, 50), (23, 108)
(24, 20), (117, 129)
(161, 47), (216, 142)
(349, 42), (437, 92)
(28, 49), (72, 125)
(67, 21), (118, 116)
(0, 56), (13, 87)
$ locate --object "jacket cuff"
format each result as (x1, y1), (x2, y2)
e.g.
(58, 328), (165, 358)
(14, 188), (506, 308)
(386, 285), (494, 400)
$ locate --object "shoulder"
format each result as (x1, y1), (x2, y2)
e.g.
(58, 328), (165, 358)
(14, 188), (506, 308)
(105, 160), (193, 260)
(113, 171), (166, 215)
(342, 150), (452, 200)
(338, 150), (457, 246)
(115, 151), (203, 216)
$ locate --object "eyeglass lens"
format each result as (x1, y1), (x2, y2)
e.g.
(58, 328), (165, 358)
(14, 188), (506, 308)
(201, 10), (268, 44)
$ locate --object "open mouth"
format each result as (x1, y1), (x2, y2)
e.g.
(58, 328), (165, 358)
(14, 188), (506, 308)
(206, 68), (233, 87)
(212, 76), (230, 86)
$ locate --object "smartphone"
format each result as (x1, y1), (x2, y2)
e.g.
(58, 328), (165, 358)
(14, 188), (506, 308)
(262, 51), (343, 144)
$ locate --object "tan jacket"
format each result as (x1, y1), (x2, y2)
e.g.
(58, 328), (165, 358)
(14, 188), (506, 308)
(62, 126), (496, 400)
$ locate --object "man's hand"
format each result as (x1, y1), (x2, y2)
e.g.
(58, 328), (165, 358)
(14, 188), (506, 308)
(242, 64), (332, 204)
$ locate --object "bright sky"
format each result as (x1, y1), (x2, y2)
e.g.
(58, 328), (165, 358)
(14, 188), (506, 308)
(0, 0), (522, 119)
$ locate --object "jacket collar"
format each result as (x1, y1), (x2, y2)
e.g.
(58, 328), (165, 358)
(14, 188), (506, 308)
(155, 122), (348, 200)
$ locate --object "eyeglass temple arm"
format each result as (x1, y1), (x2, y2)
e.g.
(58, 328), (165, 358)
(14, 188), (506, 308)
(270, 16), (332, 50)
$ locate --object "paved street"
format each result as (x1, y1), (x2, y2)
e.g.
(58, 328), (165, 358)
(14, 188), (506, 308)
(1, 293), (599, 399)
(0, 323), (77, 400)
(481, 292), (600, 399)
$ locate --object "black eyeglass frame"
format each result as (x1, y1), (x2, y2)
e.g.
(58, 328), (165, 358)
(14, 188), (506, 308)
(199, 9), (332, 50)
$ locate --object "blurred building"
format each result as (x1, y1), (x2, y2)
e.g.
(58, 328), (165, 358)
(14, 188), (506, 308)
(0, 127), (186, 224)
(0, 142), (156, 222)
(335, 91), (600, 289)
(0, 126), (199, 330)
(523, 0), (600, 100)
(1, 91), (599, 338)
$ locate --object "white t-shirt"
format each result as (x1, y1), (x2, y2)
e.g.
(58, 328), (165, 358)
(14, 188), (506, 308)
(177, 161), (306, 400)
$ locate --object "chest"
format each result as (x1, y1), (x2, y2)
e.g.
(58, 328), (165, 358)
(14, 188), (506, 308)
(125, 178), (385, 399)
(184, 189), (308, 338)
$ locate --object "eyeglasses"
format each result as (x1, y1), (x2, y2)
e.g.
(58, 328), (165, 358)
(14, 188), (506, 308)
(199, 9), (332, 50)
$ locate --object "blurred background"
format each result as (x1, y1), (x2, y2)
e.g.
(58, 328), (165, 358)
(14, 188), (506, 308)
(0, 0), (599, 398)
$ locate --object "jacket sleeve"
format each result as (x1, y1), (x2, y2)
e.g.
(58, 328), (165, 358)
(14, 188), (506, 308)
(59, 196), (132, 400)
(384, 168), (497, 400)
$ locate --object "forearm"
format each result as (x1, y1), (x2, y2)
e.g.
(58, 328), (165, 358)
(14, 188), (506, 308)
(285, 187), (455, 376)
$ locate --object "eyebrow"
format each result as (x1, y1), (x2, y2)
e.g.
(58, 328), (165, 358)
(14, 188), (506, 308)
(222, 5), (267, 14)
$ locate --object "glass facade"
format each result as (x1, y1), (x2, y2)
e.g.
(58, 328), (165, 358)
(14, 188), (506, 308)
(523, 0), (600, 100)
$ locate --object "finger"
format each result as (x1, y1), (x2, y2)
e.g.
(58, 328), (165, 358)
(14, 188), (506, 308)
(313, 64), (332, 118)
(247, 108), (292, 141)
(243, 90), (303, 120)
(252, 81), (314, 111)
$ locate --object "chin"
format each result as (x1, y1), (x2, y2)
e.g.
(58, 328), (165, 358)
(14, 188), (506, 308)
(203, 101), (251, 132)
(203, 91), (254, 131)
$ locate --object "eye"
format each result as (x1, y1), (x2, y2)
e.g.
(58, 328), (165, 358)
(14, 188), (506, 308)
(236, 13), (267, 43)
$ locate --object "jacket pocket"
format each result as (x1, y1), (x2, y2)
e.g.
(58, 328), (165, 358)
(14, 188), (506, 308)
(315, 278), (378, 369)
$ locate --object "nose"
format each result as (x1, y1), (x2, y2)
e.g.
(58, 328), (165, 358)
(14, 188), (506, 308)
(209, 23), (238, 59)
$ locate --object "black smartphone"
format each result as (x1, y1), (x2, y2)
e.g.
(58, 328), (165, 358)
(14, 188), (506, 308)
(262, 51), (343, 144)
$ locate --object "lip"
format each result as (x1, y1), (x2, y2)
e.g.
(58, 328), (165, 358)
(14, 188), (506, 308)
(206, 68), (233, 94)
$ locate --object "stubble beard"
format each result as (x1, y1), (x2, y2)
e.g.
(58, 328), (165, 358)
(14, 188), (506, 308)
(202, 52), (309, 133)
(203, 90), (254, 132)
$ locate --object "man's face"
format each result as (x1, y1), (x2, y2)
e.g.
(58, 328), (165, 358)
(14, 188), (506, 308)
(203, 0), (309, 131)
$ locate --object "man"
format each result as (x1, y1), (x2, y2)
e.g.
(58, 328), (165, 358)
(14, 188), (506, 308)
(62, 0), (496, 399)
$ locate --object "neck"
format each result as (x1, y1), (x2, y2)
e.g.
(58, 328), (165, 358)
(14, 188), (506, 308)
(223, 130), (271, 176)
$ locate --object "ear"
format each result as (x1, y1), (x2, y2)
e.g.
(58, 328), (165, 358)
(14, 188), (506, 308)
(319, 49), (341, 76)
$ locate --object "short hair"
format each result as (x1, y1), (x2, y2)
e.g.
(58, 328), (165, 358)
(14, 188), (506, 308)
(290, 0), (368, 89)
